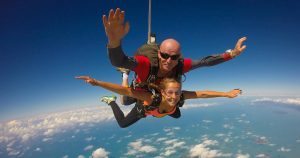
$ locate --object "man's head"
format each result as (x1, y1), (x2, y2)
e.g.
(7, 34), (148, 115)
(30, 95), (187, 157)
(158, 38), (182, 73)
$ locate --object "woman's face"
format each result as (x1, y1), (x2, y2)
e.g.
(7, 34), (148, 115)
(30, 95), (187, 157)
(161, 82), (182, 107)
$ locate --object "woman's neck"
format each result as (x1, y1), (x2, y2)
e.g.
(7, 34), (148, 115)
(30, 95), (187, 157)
(159, 97), (173, 113)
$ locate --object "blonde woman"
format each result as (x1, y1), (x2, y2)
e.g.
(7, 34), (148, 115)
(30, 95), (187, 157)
(76, 76), (241, 128)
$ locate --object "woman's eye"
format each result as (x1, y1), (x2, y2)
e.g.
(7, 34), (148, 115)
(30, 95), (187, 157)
(166, 91), (181, 96)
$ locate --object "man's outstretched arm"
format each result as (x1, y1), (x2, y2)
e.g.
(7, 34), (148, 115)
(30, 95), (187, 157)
(190, 37), (247, 70)
(103, 8), (137, 69)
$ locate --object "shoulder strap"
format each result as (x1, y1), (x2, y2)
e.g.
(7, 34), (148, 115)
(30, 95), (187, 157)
(176, 93), (185, 107)
(134, 43), (160, 86)
(174, 58), (184, 82)
(144, 89), (161, 111)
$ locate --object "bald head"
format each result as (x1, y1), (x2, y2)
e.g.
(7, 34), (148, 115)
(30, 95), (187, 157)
(160, 38), (181, 55)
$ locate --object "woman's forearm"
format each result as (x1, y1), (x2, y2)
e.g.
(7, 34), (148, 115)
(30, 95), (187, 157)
(93, 80), (153, 103)
(195, 90), (228, 98)
(94, 80), (132, 96)
(183, 90), (228, 99)
(183, 89), (240, 100)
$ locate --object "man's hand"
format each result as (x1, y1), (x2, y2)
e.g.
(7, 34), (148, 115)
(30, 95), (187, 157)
(102, 8), (130, 48)
(76, 76), (98, 86)
(230, 37), (247, 58)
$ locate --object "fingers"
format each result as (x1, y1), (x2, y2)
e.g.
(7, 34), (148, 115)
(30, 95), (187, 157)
(235, 37), (247, 49)
(107, 8), (121, 23)
(240, 45), (247, 52)
(75, 76), (90, 80)
(124, 21), (130, 35)
(103, 8), (126, 30)
(102, 15), (109, 28)
(119, 11), (125, 24)
(108, 9), (114, 22)
(75, 76), (85, 79)
(232, 89), (242, 96)
(113, 8), (121, 21)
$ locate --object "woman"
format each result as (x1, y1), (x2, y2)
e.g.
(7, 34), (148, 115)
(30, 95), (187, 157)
(76, 76), (241, 128)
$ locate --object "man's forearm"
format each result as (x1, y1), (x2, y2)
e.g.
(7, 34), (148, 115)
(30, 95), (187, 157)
(190, 53), (232, 70)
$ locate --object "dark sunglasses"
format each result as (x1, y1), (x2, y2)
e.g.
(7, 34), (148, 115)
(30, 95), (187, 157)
(160, 52), (180, 60)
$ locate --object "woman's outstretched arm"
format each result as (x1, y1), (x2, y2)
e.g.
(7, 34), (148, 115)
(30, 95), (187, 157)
(76, 76), (153, 103)
(183, 89), (242, 100)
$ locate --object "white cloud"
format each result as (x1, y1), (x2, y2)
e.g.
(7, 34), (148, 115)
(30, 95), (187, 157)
(161, 138), (186, 157)
(224, 138), (231, 143)
(172, 141), (185, 148)
(62, 155), (68, 158)
(173, 127), (181, 130)
(140, 145), (157, 153)
(7, 147), (20, 156)
(255, 136), (268, 145)
(236, 153), (250, 158)
(277, 147), (291, 152)
(163, 128), (171, 132)
(44, 128), (55, 136)
(241, 114), (247, 117)
(34, 148), (41, 152)
(189, 141), (232, 158)
(165, 141), (185, 151)
(223, 124), (234, 129)
(126, 139), (157, 156)
(268, 143), (276, 147)
(181, 103), (218, 109)
(215, 133), (225, 137)
(252, 97), (300, 106)
(42, 138), (52, 142)
(150, 132), (159, 136)
(124, 134), (132, 138)
(0, 106), (124, 157)
(203, 120), (212, 123)
(85, 136), (95, 142)
(84, 145), (94, 151)
(164, 139), (178, 145)
(163, 149), (176, 156)
(202, 140), (218, 146)
(91, 147), (110, 158)
(256, 154), (270, 158)
(163, 127), (180, 136)
(166, 131), (174, 136)
(78, 155), (85, 158)
(156, 137), (168, 142)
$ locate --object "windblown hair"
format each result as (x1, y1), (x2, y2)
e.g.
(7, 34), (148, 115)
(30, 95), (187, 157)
(148, 78), (181, 92)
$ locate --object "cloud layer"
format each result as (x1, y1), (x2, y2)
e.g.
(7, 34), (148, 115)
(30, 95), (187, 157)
(92, 147), (110, 158)
(0, 106), (123, 157)
(251, 97), (300, 106)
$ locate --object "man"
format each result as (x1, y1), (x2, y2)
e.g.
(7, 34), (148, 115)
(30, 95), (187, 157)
(102, 8), (247, 107)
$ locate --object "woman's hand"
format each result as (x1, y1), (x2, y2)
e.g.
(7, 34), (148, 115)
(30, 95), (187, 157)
(75, 76), (98, 86)
(226, 89), (242, 98)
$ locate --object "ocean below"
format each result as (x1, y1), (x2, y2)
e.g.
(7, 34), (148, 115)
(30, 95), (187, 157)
(1, 97), (300, 158)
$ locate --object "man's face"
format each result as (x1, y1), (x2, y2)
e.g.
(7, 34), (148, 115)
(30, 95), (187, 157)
(158, 50), (181, 72)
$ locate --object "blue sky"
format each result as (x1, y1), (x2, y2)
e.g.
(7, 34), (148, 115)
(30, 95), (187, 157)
(1, 0), (300, 120)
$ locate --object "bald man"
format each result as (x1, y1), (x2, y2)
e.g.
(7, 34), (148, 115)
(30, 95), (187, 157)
(103, 8), (246, 109)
